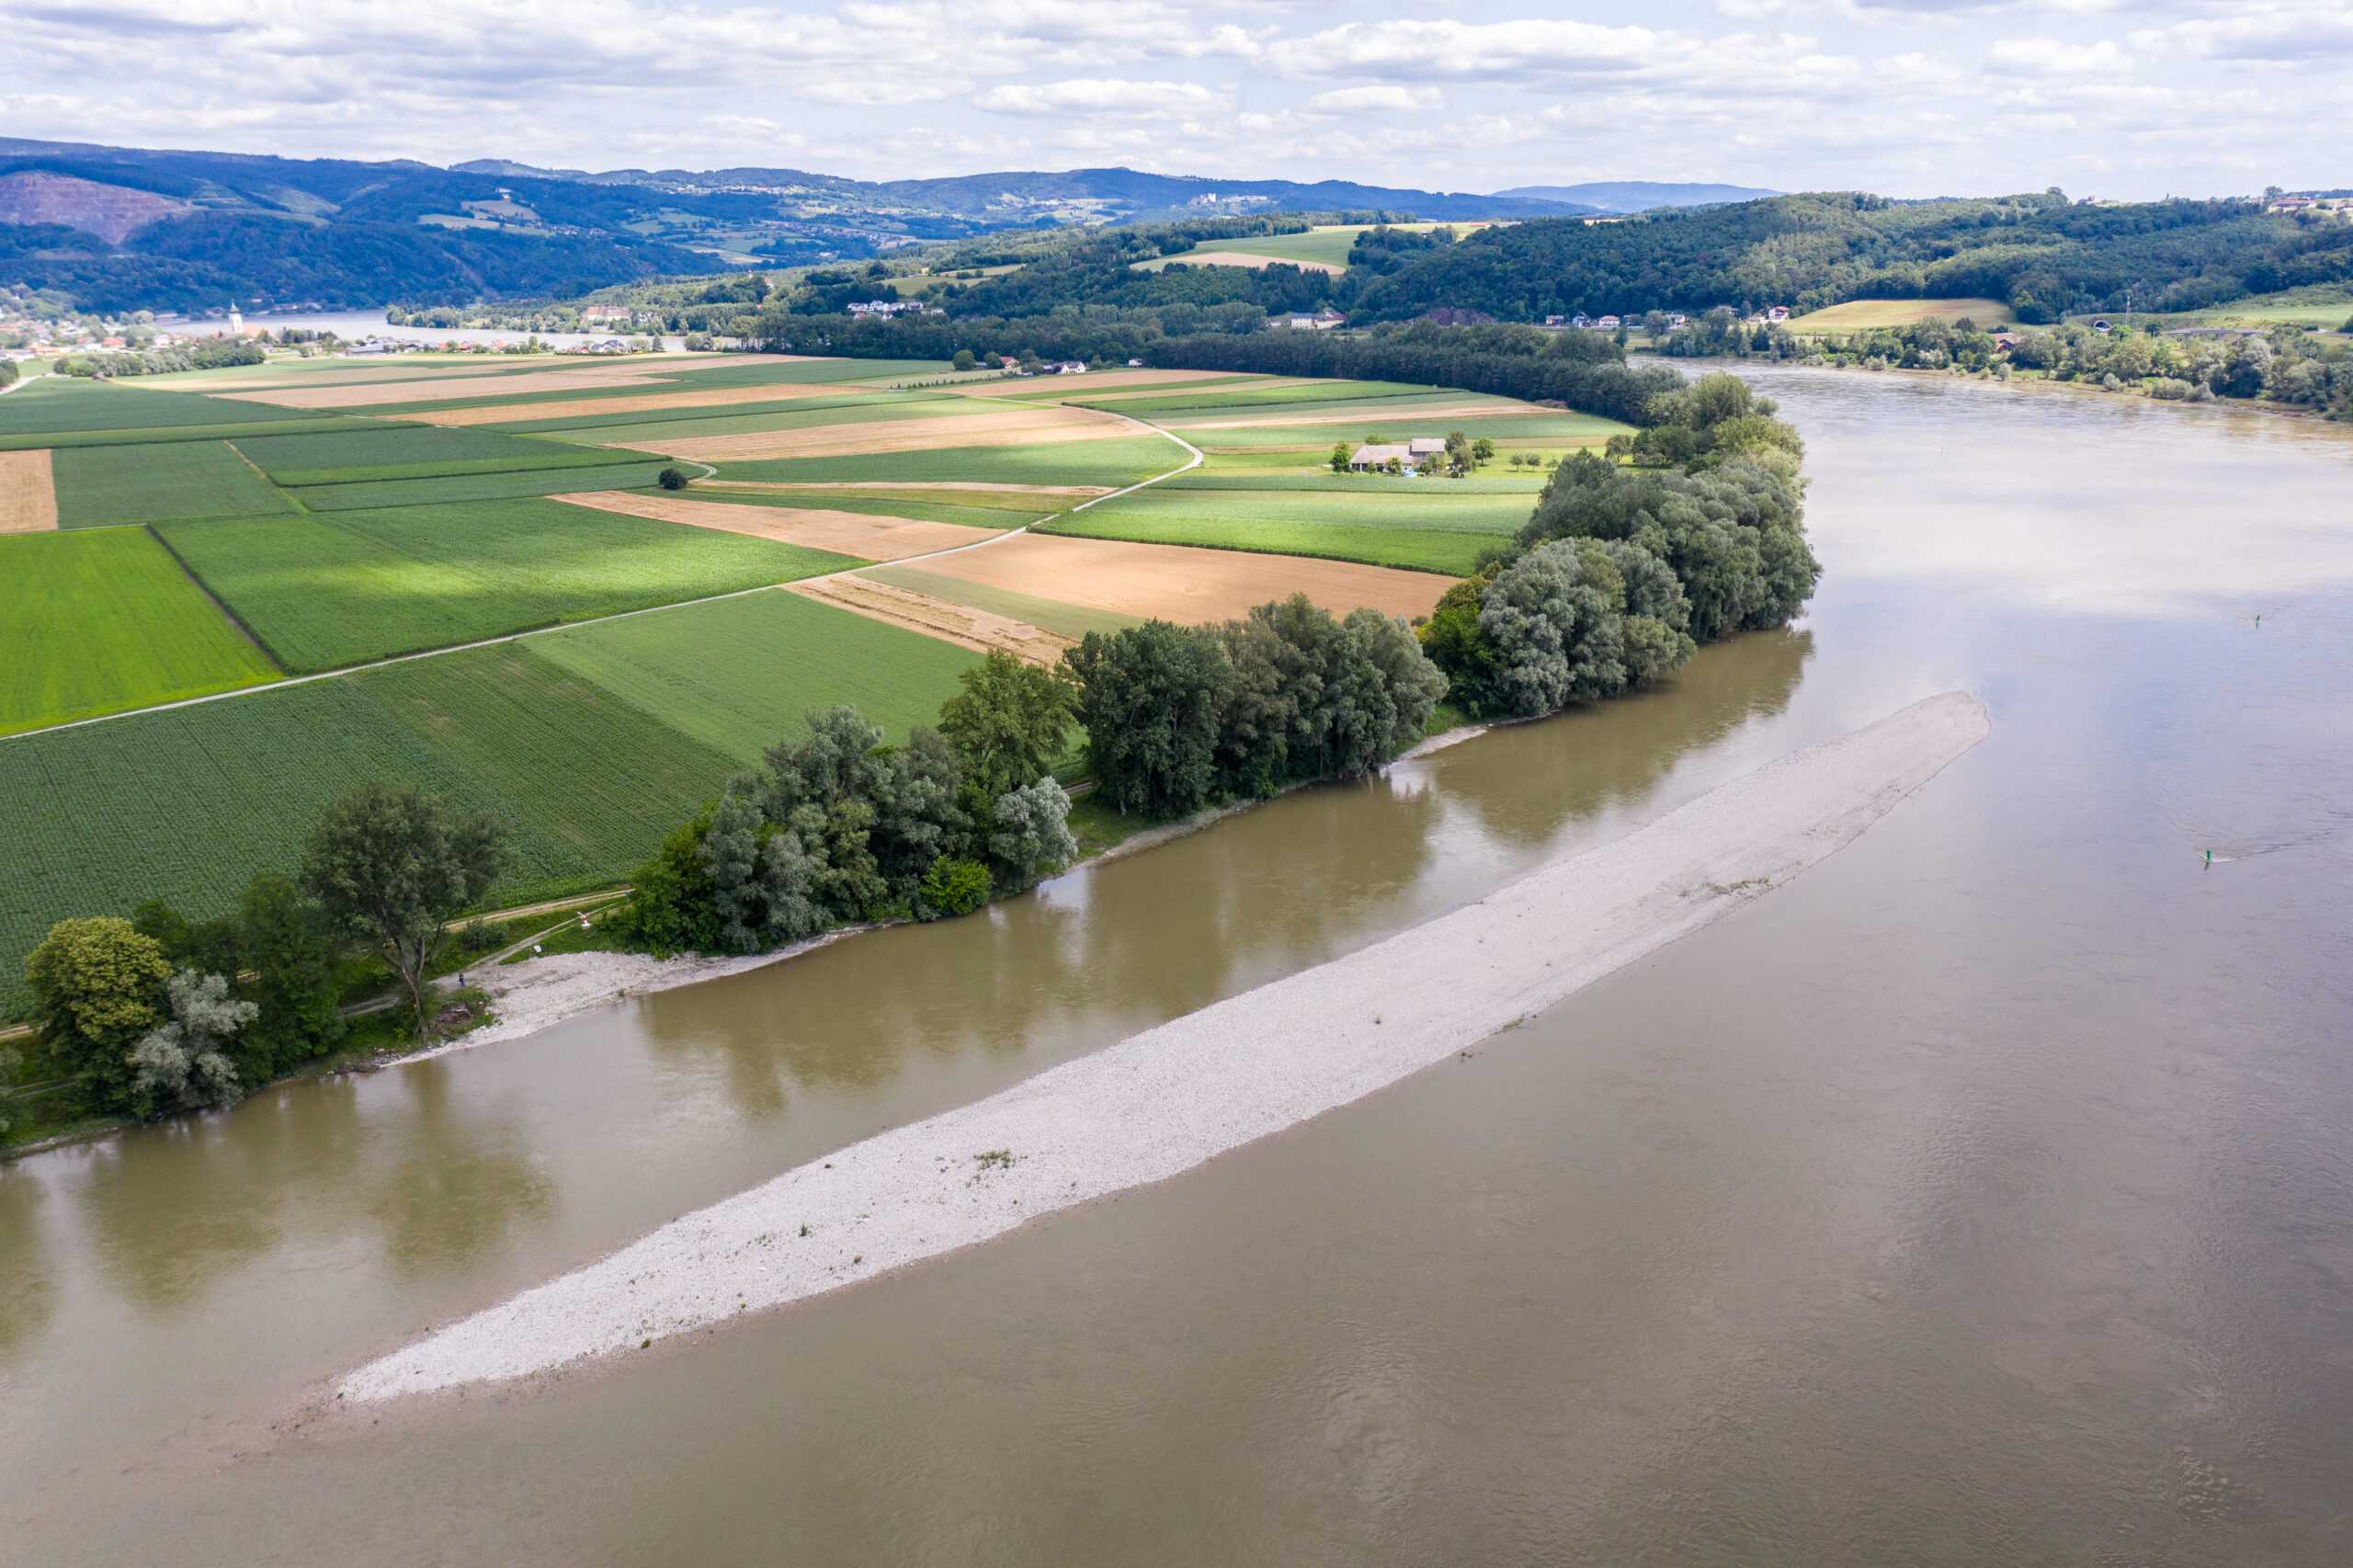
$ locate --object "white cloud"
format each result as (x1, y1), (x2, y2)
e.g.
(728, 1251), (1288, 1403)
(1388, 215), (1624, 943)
(974, 78), (1223, 117)
(1299, 85), (1442, 114)
(1986, 38), (2131, 74)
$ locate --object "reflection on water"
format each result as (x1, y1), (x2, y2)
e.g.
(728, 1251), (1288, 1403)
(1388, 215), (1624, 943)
(6, 369), (2352, 1564)
(0, 1176), (52, 1356)
(371, 1066), (554, 1275)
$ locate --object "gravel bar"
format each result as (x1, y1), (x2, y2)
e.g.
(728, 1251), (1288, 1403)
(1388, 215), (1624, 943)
(343, 691), (1989, 1401)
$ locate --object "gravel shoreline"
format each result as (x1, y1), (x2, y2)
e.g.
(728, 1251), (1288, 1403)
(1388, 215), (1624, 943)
(342, 691), (1989, 1402)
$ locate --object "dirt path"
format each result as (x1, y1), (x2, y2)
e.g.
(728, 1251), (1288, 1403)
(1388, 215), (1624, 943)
(787, 575), (1074, 665)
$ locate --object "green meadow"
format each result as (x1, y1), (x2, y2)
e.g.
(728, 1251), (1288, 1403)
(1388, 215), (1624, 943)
(51, 439), (297, 527)
(1, 528), (279, 734)
(158, 499), (860, 671)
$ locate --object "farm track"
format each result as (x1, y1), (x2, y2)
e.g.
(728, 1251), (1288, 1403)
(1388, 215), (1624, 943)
(0, 414), (1201, 744)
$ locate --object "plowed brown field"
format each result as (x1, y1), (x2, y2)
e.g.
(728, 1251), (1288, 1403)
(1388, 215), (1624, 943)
(905, 532), (1452, 624)
(551, 490), (999, 562)
(0, 449), (58, 533)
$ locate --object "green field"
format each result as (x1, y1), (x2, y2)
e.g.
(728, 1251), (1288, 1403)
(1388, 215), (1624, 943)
(233, 425), (628, 484)
(0, 592), (979, 1010)
(858, 564), (1144, 642)
(1131, 222), (1499, 274)
(483, 390), (918, 435)
(1086, 380), (1443, 417)
(51, 440), (297, 527)
(285, 460), (673, 511)
(2159, 286), (2353, 331)
(159, 499), (862, 671)
(1786, 298), (2015, 331)
(1, 528), (279, 734)
(709, 434), (1185, 488)
(532, 589), (980, 763)
(676, 487), (1044, 528)
(1040, 486), (1523, 575)
(0, 378), (330, 443)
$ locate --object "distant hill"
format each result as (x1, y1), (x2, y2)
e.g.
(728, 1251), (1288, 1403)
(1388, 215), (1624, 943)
(1347, 191), (2353, 323)
(1, 135), (1605, 313)
(1491, 181), (1781, 213)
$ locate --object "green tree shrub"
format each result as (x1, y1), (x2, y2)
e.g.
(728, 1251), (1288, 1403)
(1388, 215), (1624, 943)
(25, 916), (170, 1115)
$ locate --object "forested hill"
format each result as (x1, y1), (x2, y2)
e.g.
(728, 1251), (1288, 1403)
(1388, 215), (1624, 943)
(1347, 192), (2353, 323)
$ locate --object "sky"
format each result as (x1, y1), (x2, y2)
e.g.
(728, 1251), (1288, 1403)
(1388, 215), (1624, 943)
(5, 0), (2347, 199)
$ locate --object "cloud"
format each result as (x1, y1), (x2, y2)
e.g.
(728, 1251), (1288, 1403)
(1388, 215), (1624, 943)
(1299, 85), (1442, 113)
(1986, 37), (2131, 74)
(1266, 18), (1668, 80)
(974, 78), (1223, 117)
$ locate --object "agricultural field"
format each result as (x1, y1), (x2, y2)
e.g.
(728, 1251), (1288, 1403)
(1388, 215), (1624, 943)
(1, 527), (278, 733)
(50, 439), (298, 527)
(1130, 222), (1502, 274)
(1040, 486), (1530, 576)
(0, 449), (57, 532)
(530, 589), (978, 763)
(706, 434), (1185, 488)
(554, 490), (999, 560)
(2156, 286), (2353, 333)
(157, 498), (859, 670)
(0, 590), (983, 1011)
(899, 530), (1451, 624)
(233, 424), (627, 485)
(0, 344), (1568, 1005)
(287, 460), (674, 511)
(0, 376), (335, 448)
(1786, 298), (2015, 331)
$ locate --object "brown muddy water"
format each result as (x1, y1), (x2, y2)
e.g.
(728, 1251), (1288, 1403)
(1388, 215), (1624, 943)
(6, 369), (2351, 1565)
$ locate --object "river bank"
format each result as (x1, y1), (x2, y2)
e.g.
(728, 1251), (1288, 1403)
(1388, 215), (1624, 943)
(338, 691), (1988, 1403)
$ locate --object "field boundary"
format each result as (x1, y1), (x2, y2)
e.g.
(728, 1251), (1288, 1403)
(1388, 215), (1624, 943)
(141, 520), (288, 670)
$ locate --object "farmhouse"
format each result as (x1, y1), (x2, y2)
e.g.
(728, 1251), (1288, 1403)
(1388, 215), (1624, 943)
(1594, 314), (1621, 330)
(1766, 305), (1791, 323)
(1050, 360), (1088, 375)
(1348, 437), (1448, 472)
(1270, 308), (1347, 331)
(580, 304), (634, 324)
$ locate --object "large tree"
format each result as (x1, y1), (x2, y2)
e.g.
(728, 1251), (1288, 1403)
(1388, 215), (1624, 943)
(301, 785), (511, 1036)
(1067, 621), (1233, 817)
(24, 916), (170, 1114)
(938, 650), (1076, 801)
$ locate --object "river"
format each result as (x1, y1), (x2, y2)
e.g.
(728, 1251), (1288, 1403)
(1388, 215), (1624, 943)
(5, 369), (2349, 1565)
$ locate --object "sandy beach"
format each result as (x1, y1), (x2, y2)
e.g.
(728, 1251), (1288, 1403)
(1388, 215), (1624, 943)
(343, 690), (1990, 1402)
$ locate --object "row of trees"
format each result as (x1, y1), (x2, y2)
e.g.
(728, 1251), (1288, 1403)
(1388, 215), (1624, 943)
(620, 652), (1082, 954)
(1417, 375), (1821, 720)
(52, 337), (265, 378)
(22, 786), (510, 1124)
(1069, 596), (1447, 817)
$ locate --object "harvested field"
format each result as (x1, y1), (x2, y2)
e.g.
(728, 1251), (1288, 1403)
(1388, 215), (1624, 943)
(627, 404), (1137, 463)
(1172, 401), (1539, 431)
(787, 575), (1074, 665)
(553, 490), (995, 562)
(947, 369), (1247, 399)
(134, 361), (541, 392)
(216, 369), (676, 410)
(860, 563), (1142, 642)
(1074, 377), (1318, 403)
(403, 381), (854, 427)
(700, 479), (1110, 500)
(903, 531), (1452, 624)
(1146, 248), (1345, 274)
(0, 449), (57, 532)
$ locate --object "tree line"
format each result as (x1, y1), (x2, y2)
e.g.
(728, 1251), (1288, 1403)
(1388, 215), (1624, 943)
(1417, 374), (1820, 719)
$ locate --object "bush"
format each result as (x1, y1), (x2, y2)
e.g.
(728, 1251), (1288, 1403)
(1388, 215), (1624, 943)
(25, 916), (170, 1116)
(657, 467), (688, 491)
(918, 856), (991, 918)
(951, 348), (977, 371)
(2148, 378), (2195, 401)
